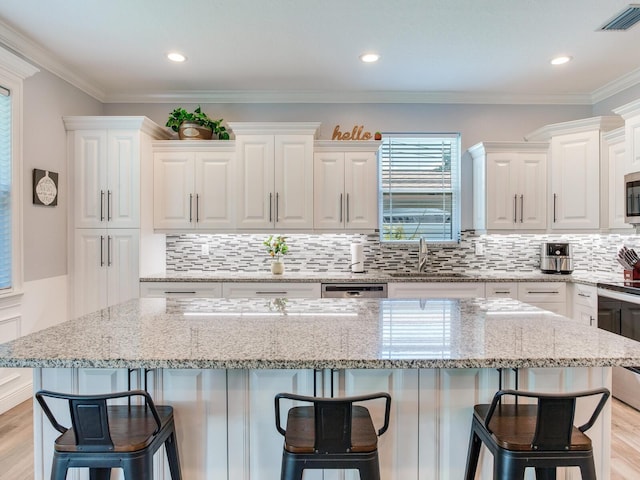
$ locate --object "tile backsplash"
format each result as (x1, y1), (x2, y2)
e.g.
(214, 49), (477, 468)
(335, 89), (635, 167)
(166, 231), (640, 275)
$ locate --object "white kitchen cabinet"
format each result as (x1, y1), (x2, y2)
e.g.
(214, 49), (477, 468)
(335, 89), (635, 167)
(470, 142), (547, 232)
(484, 282), (518, 298)
(525, 116), (624, 231)
(230, 123), (319, 231)
(604, 127), (631, 230)
(614, 98), (640, 174)
(517, 281), (567, 315)
(388, 282), (485, 299)
(314, 141), (380, 231)
(222, 282), (321, 298)
(72, 129), (141, 229)
(65, 116), (170, 318)
(571, 283), (597, 327)
(73, 229), (140, 316)
(140, 281), (222, 298)
(153, 142), (236, 230)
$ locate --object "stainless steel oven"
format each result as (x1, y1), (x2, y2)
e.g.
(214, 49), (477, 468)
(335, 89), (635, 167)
(625, 172), (640, 225)
(598, 284), (640, 409)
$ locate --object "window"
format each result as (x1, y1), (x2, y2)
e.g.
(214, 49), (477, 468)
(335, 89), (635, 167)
(380, 133), (461, 244)
(0, 87), (9, 290)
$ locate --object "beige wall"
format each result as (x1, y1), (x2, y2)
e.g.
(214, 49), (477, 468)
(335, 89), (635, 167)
(22, 70), (102, 282)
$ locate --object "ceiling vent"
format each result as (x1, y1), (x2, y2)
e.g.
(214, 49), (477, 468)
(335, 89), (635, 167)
(600, 4), (640, 30)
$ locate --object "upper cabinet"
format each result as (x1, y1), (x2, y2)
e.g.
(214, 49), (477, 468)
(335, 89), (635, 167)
(470, 142), (548, 232)
(614, 98), (640, 174)
(153, 141), (236, 230)
(230, 123), (319, 231)
(525, 116), (624, 231)
(314, 141), (380, 231)
(603, 127), (631, 231)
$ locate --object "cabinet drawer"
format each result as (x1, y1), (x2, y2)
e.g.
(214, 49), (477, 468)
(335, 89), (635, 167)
(517, 282), (566, 303)
(388, 282), (484, 299)
(572, 284), (597, 308)
(140, 282), (222, 298)
(485, 282), (517, 298)
(222, 282), (321, 298)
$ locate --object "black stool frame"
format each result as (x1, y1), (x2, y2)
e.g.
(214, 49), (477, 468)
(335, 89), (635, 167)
(275, 392), (391, 480)
(464, 388), (610, 480)
(36, 389), (182, 480)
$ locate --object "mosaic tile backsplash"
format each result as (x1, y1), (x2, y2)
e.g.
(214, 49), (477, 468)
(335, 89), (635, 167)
(166, 231), (640, 275)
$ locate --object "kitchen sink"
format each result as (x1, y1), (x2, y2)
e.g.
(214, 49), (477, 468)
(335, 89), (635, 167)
(388, 272), (469, 278)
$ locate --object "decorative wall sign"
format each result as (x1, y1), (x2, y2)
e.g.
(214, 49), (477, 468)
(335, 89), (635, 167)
(33, 169), (58, 206)
(332, 125), (378, 140)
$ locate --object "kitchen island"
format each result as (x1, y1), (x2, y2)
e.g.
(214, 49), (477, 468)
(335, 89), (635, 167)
(2, 297), (640, 480)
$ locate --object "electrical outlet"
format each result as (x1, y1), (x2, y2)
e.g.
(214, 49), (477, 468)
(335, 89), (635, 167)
(475, 241), (485, 256)
(201, 244), (210, 256)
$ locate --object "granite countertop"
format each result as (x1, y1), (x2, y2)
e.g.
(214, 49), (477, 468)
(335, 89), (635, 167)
(1, 297), (639, 370)
(140, 270), (612, 286)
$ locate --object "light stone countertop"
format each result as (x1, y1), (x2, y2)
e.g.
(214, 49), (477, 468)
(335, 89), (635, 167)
(1, 297), (639, 370)
(140, 269), (611, 285)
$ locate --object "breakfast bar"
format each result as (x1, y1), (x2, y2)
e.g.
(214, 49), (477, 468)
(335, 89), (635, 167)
(2, 296), (640, 480)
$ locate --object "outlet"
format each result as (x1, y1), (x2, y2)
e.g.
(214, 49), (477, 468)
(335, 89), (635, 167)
(201, 244), (210, 256)
(475, 241), (485, 256)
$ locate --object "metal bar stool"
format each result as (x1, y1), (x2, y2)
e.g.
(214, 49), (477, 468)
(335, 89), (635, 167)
(274, 392), (391, 480)
(464, 388), (610, 480)
(36, 389), (182, 480)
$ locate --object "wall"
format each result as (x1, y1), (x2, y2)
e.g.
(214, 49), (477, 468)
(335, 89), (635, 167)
(22, 69), (102, 281)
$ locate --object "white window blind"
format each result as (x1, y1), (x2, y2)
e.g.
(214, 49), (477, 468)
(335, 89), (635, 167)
(380, 133), (460, 243)
(0, 87), (11, 290)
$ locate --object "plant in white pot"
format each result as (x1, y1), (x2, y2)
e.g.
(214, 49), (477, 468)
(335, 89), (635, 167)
(264, 235), (289, 274)
(166, 105), (230, 140)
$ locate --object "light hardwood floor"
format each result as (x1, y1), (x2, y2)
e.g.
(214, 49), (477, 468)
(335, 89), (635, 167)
(1, 397), (639, 479)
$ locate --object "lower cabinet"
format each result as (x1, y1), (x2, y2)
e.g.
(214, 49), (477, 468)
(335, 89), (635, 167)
(388, 282), (485, 299)
(140, 281), (222, 298)
(517, 282), (567, 315)
(571, 283), (598, 327)
(222, 282), (321, 298)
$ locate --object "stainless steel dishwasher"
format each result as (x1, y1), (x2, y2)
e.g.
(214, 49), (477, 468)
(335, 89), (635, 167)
(321, 283), (387, 298)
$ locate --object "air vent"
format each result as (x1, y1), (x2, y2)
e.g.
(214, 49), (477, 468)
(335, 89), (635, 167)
(600, 4), (640, 31)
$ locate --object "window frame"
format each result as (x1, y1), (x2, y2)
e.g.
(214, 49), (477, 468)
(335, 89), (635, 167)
(378, 132), (461, 245)
(0, 46), (39, 300)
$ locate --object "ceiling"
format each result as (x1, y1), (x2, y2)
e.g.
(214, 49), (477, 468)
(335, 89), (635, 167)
(1, 0), (640, 104)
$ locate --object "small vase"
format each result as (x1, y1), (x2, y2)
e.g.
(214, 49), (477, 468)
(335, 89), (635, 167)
(271, 260), (285, 275)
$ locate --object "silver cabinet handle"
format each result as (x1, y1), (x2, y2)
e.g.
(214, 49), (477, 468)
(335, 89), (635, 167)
(346, 194), (350, 223)
(578, 292), (592, 298)
(164, 291), (196, 294)
(553, 193), (557, 223)
(269, 193), (273, 222)
(514, 194), (517, 223)
(339, 193), (343, 223)
(255, 291), (288, 295)
(189, 194), (193, 223)
(589, 316), (595, 327)
(100, 235), (105, 266)
(100, 190), (105, 222)
(107, 235), (112, 266)
(527, 290), (559, 295)
(196, 194), (200, 223)
(276, 192), (279, 223)
(520, 194), (523, 223)
(493, 290), (512, 294)
(107, 190), (112, 221)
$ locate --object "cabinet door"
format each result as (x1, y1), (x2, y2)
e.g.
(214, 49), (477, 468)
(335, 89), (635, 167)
(314, 151), (345, 229)
(195, 151), (235, 229)
(236, 135), (275, 229)
(485, 153), (519, 230)
(274, 135), (314, 229)
(222, 282), (321, 298)
(107, 130), (140, 229)
(607, 134), (630, 230)
(626, 114), (640, 173)
(550, 131), (600, 229)
(154, 152), (195, 229)
(484, 282), (517, 298)
(344, 151), (378, 230)
(106, 229), (140, 307)
(518, 152), (547, 230)
(388, 282), (485, 299)
(74, 229), (108, 316)
(573, 303), (597, 327)
(74, 130), (108, 228)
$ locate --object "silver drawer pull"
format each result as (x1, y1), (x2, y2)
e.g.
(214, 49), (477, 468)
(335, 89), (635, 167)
(527, 291), (559, 294)
(493, 291), (511, 294)
(164, 291), (196, 294)
(256, 291), (288, 295)
(578, 293), (592, 298)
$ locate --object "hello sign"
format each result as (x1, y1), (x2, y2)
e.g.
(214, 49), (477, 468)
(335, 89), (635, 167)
(332, 125), (381, 141)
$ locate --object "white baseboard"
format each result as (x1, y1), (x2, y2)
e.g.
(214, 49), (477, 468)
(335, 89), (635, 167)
(0, 380), (32, 413)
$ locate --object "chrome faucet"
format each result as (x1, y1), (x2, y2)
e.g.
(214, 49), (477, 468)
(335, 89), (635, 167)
(418, 237), (428, 272)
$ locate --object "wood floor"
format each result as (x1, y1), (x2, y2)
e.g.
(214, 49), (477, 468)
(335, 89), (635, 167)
(1, 397), (639, 479)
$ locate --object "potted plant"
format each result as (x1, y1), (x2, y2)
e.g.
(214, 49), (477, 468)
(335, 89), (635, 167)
(166, 105), (230, 140)
(263, 235), (289, 274)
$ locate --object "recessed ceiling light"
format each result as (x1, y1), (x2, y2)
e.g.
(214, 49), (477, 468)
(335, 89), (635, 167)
(360, 53), (380, 63)
(167, 52), (187, 63)
(550, 55), (572, 66)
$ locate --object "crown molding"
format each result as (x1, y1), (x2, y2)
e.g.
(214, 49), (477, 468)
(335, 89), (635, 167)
(0, 45), (38, 80)
(227, 122), (321, 135)
(591, 66), (640, 105)
(0, 20), (106, 101)
(524, 115), (624, 141)
(62, 116), (171, 139)
(612, 97), (640, 119)
(467, 141), (549, 159)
